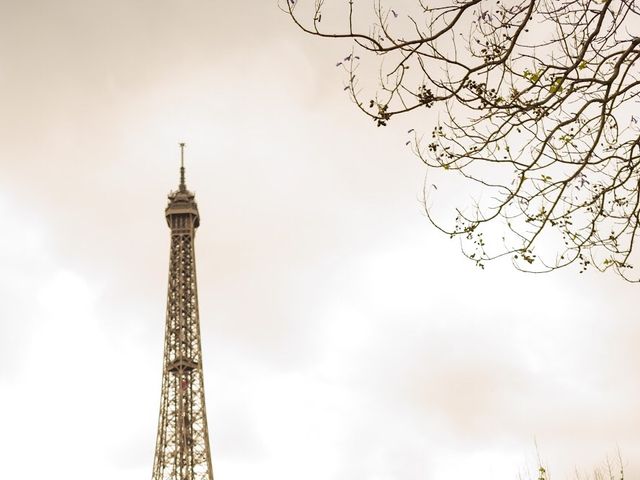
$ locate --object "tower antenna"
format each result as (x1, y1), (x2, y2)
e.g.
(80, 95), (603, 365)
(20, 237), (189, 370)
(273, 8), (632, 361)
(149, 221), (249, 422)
(179, 142), (186, 190)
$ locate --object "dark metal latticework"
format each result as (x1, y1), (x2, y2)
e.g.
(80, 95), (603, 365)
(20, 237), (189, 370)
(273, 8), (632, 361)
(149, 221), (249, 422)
(152, 144), (214, 480)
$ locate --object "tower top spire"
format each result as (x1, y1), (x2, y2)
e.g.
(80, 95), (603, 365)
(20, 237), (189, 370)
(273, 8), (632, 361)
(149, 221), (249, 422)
(166, 141), (199, 229)
(179, 142), (186, 191)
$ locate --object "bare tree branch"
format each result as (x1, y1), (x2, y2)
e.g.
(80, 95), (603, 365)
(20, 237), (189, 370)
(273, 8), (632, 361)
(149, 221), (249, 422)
(285, 0), (640, 281)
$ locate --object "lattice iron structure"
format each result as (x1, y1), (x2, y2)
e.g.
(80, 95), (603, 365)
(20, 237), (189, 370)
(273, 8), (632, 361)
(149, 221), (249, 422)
(152, 144), (214, 480)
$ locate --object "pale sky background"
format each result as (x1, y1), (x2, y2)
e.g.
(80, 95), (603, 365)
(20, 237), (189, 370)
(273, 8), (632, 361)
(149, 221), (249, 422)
(0, 1), (638, 479)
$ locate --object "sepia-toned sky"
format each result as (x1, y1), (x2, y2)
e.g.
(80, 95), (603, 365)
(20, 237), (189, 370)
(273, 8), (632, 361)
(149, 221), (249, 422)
(0, 1), (638, 479)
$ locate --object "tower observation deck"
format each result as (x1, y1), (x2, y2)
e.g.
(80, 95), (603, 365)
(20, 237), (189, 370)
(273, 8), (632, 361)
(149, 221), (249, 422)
(152, 144), (214, 480)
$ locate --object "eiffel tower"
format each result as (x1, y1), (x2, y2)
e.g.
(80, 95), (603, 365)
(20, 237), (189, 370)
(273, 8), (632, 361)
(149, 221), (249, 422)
(152, 144), (214, 480)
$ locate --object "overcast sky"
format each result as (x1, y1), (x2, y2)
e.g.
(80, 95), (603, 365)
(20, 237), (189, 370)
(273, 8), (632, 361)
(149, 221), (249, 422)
(0, 1), (638, 479)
